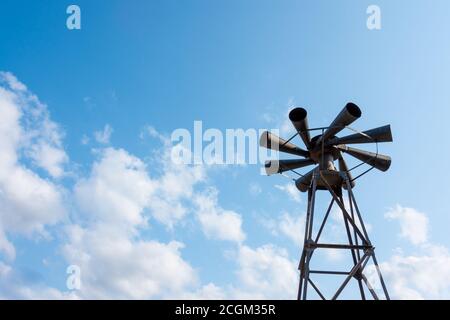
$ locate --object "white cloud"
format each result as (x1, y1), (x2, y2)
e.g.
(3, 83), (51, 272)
(0, 72), (66, 259)
(0, 73), (68, 179)
(140, 125), (165, 141)
(148, 143), (205, 228)
(74, 143), (206, 231)
(0, 261), (77, 299)
(276, 212), (305, 245)
(0, 228), (15, 261)
(179, 283), (226, 300)
(66, 144), (204, 299)
(385, 205), (428, 245)
(94, 124), (113, 144)
(29, 143), (68, 178)
(180, 243), (301, 300)
(368, 205), (450, 299)
(0, 72), (27, 91)
(0, 166), (65, 235)
(0, 73), (245, 300)
(262, 212), (305, 243)
(371, 244), (450, 299)
(194, 188), (246, 243)
(231, 245), (298, 299)
(274, 183), (301, 203)
(74, 148), (155, 229)
(62, 224), (197, 299)
(67, 141), (238, 298)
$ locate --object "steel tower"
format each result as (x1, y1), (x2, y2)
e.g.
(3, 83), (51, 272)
(260, 103), (392, 300)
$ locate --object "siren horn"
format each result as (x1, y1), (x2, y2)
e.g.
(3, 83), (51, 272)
(289, 107), (312, 149)
(319, 103), (362, 144)
(326, 125), (392, 146)
(337, 145), (391, 172)
(265, 159), (316, 176)
(259, 131), (309, 157)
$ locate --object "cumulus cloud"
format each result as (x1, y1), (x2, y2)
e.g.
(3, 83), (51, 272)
(274, 183), (301, 203)
(0, 72), (68, 179)
(62, 225), (197, 299)
(0, 166), (66, 236)
(74, 148), (155, 229)
(385, 205), (428, 245)
(61, 117), (257, 298)
(263, 212), (304, 246)
(0, 228), (15, 261)
(140, 125), (165, 141)
(367, 205), (450, 299)
(66, 145), (208, 298)
(75, 142), (207, 230)
(29, 143), (68, 178)
(148, 143), (206, 228)
(0, 71), (66, 259)
(368, 244), (450, 299)
(0, 72), (27, 91)
(0, 72), (269, 300)
(231, 245), (298, 299)
(278, 213), (305, 245)
(66, 140), (245, 298)
(194, 188), (246, 243)
(0, 261), (76, 299)
(178, 283), (226, 300)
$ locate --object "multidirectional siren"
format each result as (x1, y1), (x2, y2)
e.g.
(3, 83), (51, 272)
(260, 103), (393, 192)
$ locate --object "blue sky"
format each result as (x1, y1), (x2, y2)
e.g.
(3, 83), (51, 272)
(0, 0), (450, 299)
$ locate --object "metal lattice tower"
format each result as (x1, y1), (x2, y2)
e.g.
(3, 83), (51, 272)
(260, 103), (392, 300)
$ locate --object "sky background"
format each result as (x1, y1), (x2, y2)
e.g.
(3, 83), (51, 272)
(0, 0), (450, 299)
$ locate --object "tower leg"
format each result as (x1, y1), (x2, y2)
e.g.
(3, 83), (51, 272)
(298, 174), (317, 300)
(296, 171), (390, 300)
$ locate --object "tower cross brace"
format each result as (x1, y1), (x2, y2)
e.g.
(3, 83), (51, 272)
(297, 170), (390, 300)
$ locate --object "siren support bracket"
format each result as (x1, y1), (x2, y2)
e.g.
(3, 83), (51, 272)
(280, 132), (299, 147)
